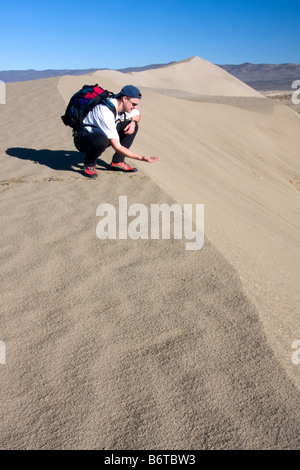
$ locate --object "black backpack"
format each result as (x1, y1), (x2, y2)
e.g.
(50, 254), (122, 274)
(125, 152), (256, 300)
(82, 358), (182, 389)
(61, 84), (116, 130)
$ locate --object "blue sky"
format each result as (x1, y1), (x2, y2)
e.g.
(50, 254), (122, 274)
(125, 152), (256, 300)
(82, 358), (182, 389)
(0, 0), (299, 70)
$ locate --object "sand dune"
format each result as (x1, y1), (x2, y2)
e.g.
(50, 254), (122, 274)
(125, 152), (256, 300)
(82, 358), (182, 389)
(0, 57), (300, 450)
(91, 56), (265, 97)
(57, 56), (265, 100)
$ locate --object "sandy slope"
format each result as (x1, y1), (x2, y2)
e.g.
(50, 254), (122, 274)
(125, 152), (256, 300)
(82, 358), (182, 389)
(91, 56), (264, 97)
(0, 57), (299, 449)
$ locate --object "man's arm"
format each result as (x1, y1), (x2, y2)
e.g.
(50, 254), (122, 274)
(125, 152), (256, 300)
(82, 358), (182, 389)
(109, 139), (159, 163)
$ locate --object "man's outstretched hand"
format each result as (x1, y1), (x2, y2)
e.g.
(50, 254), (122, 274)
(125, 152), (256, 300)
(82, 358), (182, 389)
(142, 156), (160, 163)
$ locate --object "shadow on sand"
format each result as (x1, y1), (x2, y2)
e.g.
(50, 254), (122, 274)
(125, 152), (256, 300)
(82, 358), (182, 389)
(5, 147), (111, 173)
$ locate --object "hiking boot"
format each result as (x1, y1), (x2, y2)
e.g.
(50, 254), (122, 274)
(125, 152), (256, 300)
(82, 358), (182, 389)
(110, 162), (138, 172)
(84, 165), (97, 178)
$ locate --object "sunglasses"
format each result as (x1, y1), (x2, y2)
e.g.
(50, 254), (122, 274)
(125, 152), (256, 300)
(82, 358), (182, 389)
(127, 98), (140, 107)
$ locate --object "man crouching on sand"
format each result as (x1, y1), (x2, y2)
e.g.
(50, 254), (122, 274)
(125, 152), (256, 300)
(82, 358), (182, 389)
(73, 85), (159, 178)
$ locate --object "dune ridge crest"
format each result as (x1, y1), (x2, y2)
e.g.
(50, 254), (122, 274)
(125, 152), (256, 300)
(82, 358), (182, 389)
(88, 55), (265, 97)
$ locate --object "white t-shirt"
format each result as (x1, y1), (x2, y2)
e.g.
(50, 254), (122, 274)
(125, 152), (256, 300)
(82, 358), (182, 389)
(83, 98), (140, 141)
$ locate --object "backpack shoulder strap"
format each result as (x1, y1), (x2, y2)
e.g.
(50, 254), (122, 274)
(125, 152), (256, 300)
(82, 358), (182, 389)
(102, 98), (117, 117)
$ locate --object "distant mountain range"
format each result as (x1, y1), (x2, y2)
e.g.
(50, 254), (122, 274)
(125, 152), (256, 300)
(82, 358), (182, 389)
(1, 61), (299, 91)
(220, 63), (300, 91)
(0, 62), (175, 83)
